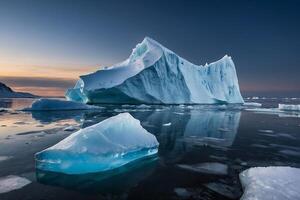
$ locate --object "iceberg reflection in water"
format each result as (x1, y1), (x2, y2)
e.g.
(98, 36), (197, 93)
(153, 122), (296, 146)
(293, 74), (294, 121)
(131, 106), (241, 163)
(36, 156), (158, 194)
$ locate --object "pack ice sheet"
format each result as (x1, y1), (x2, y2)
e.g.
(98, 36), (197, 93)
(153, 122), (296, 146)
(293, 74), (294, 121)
(23, 98), (100, 111)
(239, 166), (300, 200)
(35, 113), (159, 174)
(66, 37), (244, 104)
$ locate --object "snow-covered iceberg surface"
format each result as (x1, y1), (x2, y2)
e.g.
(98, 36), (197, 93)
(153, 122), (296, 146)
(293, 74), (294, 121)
(35, 113), (159, 174)
(239, 167), (300, 200)
(23, 98), (100, 111)
(66, 37), (244, 104)
(278, 104), (300, 111)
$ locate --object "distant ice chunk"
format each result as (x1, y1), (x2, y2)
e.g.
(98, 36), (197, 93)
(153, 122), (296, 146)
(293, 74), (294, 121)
(0, 175), (31, 194)
(63, 126), (77, 132)
(35, 113), (159, 174)
(162, 122), (172, 126)
(243, 102), (262, 107)
(23, 98), (101, 111)
(258, 129), (274, 133)
(177, 162), (228, 175)
(0, 156), (12, 162)
(246, 108), (300, 118)
(278, 104), (300, 111)
(239, 167), (300, 200)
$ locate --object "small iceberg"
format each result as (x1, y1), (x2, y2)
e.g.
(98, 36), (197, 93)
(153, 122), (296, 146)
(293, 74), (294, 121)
(0, 175), (31, 194)
(239, 166), (300, 200)
(278, 104), (300, 111)
(35, 113), (159, 174)
(23, 98), (101, 111)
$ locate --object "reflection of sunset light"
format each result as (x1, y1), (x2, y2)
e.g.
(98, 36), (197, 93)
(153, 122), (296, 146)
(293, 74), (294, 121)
(0, 64), (98, 79)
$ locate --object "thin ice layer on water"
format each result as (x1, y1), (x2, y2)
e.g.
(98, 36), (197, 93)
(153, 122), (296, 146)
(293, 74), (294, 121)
(35, 113), (159, 174)
(239, 166), (300, 200)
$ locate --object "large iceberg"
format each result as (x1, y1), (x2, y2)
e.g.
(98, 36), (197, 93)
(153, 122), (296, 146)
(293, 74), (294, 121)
(66, 37), (244, 104)
(239, 166), (300, 200)
(35, 113), (159, 174)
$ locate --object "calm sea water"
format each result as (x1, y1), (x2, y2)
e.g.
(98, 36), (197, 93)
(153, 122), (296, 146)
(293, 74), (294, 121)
(0, 98), (300, 200)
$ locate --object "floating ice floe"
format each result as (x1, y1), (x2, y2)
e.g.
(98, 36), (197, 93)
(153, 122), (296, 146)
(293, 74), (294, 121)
(246, 107), (300, 118)
(0, 175), (31, 194)
(162, 122), (172, 126)
(278, 104), (300, 111)
(23, 98), (101, 111)
(243, 102), (262, 107)
(66, 37), (244, 104)
(239, 166), (300, 200)
(0, 156), (12, 162)
(177, 162), (228, 175)
(258, 129), (274, 133)
(35, 113), (159, 174)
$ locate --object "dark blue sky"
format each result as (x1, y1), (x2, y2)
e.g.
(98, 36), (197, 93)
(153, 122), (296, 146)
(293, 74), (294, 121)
(0, 0), (300, 96)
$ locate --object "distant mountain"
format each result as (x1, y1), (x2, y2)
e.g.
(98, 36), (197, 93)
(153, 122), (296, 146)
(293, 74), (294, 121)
(0, 82), (38, 98)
